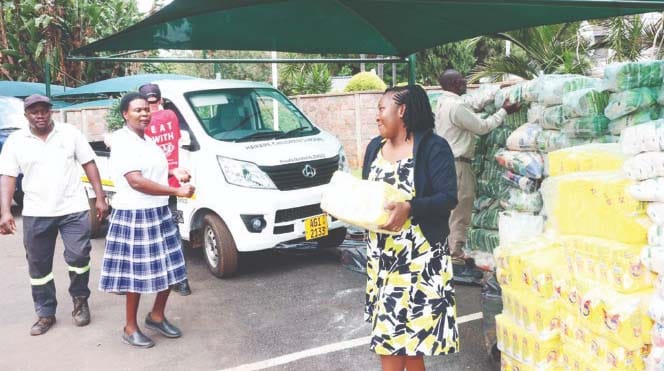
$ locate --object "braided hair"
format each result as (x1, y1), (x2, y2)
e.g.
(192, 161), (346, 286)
(384, 85), (434, 139)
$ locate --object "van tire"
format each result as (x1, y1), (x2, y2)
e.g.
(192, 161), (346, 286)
(88, 198), (102, 238)
(317, 227), (347, 248)
(202, 213), (238, 278)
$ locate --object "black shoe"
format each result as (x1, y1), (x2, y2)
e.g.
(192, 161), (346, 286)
(452, 262), (484, 286)
(72, 297), (91, 326)
(145, 313), (182, 338)
(171, 279), (191, 296)
(122, 328), (155, 348)
(30, 316), (56, 336)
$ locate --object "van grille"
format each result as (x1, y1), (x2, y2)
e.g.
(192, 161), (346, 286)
(275, 204), (323, 223)
(260, 156), (338, 191)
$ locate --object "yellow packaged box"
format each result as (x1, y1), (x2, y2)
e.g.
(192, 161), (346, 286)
(541, 172), (649, 245)
(547, 143), (627, 177)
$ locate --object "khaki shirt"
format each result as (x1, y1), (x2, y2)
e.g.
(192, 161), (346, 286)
(0, 122), (95, 216)
(434, 90), (507, 159)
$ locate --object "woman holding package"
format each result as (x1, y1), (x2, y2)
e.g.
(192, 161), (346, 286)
(362, 85), (458, 371)
(99, 92), (194, 348)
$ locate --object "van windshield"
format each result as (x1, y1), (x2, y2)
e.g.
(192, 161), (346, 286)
(186, 88), (319, 142)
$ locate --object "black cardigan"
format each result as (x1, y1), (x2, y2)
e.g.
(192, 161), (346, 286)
(362, 129), (458, 246)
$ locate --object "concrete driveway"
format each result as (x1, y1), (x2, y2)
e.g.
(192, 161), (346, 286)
(0, 213), (498, 371)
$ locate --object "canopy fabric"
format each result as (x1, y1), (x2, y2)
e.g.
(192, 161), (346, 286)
(73, 0), (664, 57)
(54, 73), (197, 97)
(0, 81), (67, 98)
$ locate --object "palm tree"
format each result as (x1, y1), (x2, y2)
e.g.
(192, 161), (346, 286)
(469, 23), (591, 82)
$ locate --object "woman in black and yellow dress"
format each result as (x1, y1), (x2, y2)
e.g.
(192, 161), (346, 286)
(362, 85), (459, 371)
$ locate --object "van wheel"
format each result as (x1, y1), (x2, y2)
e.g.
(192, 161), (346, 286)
(88, 198), (102, 238)
(202, 213), (238, 278)
(317, 227), (347, 248)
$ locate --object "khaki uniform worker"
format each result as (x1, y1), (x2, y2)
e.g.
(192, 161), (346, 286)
(435, 69), (519, 267)
(0, 94), (108, 336)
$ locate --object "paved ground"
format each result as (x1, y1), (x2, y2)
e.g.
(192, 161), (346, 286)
(0, 212), (499, 371)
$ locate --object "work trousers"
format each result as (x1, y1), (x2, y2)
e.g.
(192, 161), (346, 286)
(448, 160), (475, 263)
(22, 211), (92, 317)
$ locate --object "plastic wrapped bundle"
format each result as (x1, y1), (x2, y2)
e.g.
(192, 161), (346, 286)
(535, 130), (588, 153)
(563, 235), (656, 293)
(608, 106), (659, 135)
(648, 202), (664, 225)
(494, 83), (524, 108)
(462, 83), (500, 112)
(502, 170), (538, 193)
(484, 127), (512, 147)
(537, 75), (601, 106)
(474, 195), (499, 211)
(503, 106), (529, 130)
(495, 149), (544, 179)
(604, 60), (664, 91)
(648, 224), (664, 246)
(541, 104), (566, 129)
(472, 207), (501, 230)
(541, 171), (649, 244)
(641, 245), (664, 275)
(591, 134), (621, 144)
(497, 211), (544, 245)
(604, 87), (657, 120)
(506, 123), (541, 151)
(627, 177), (664, 202)
(468, 228), (500, 252)
(547, 143), (627, 177)
(624, 152), (664, 181)
(619, 119), (664, 155)
(500, 188), (543, 213)
(562, 88), (609, 118)
(320, 171), (411, 234)
(477, 177), (511, 200)
(527, 103), (545, 124)
(478, 160), (504, 185)
(560, 115), (609, 138)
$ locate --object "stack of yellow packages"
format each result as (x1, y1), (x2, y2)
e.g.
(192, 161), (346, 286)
(620, 122), (664, 370)
(495, 143), (655, 370)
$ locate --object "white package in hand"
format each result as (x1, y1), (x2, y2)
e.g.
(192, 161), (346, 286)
(320, 171), (411, 234)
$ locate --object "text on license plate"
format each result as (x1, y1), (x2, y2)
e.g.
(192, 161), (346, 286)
(304, 214), (329, 240)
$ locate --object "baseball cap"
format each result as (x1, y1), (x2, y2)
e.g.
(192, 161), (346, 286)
(139, 83), (161, 102)
(23, 94), (52, 110)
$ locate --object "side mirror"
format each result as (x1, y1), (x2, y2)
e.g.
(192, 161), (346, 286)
(179, 130), (192, 148)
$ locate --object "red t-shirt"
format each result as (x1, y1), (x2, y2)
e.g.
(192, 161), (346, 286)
(145, 109), (181, 187)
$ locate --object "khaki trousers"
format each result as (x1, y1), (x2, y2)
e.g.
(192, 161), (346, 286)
(448, 160), (475, 262)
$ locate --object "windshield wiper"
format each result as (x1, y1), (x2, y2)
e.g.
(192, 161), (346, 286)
(278, 126), (312, 139)
(233, 130), (282, 142)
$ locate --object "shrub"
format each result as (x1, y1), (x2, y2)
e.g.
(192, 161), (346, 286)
(105, 99), (124, 132)
(343, 72), (387, 92)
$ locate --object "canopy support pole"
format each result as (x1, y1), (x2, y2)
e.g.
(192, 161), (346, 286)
(408, 54), (416, 85)
(44, 61), (51, 98)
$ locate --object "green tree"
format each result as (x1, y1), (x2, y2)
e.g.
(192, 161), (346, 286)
(0, 0), (143, 85)
(470, 23), (590, 82)
(415, 39), (478, 85)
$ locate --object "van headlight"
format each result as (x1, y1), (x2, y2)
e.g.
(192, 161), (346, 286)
(338, 147), (350, 172)
(217, 156), (277, 189)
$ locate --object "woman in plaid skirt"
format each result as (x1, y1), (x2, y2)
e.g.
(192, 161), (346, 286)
(99, 92), (195, 348)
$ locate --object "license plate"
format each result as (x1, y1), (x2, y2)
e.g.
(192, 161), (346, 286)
(304, 214), (328, 240)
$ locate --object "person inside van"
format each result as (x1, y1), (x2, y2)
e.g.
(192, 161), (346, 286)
(362, 85), (458, 371)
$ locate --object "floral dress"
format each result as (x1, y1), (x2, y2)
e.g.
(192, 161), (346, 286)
(365, 149), (458, 356)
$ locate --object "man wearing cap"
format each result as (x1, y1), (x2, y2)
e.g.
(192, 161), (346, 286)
(0, 94), (108, 335)
(138, 83), (192, 296)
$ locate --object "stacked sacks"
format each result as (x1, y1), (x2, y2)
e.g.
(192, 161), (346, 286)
(467, 83), (529, 262)
(620, 119), (664, 370)
(605, 61), (664, 136)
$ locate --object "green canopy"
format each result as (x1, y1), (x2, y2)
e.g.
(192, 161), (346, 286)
(74, 0), (664, 57)
(0, 81), (68, 98)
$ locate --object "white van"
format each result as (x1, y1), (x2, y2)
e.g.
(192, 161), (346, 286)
(87, 79), (349, 278)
